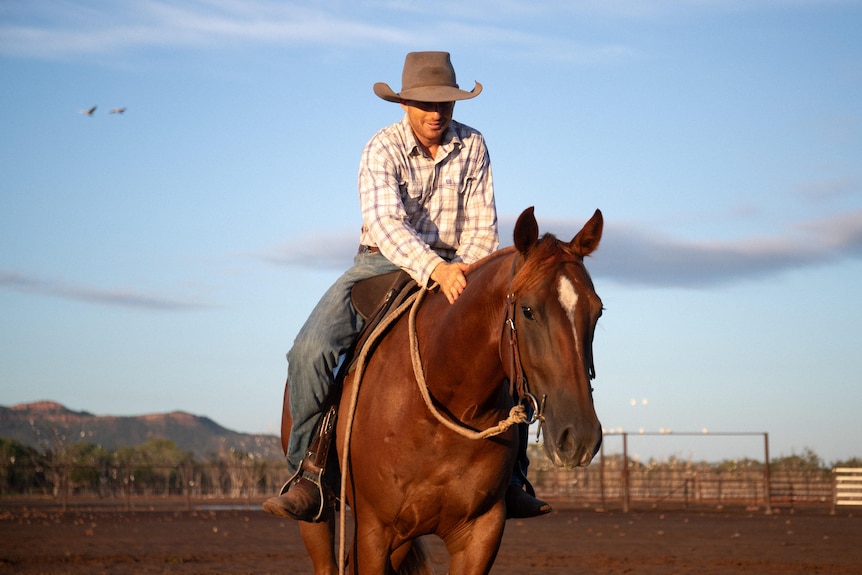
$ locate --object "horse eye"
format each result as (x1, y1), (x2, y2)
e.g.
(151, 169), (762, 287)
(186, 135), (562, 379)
(521, 306), (535, 321)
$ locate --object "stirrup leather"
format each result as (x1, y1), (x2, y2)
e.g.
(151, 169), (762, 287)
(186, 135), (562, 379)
(279, 405), (338, 522)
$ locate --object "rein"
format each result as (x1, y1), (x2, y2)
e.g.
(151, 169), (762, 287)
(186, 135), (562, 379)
(407, 287), (529, 440)
(338, 288), (421, 574)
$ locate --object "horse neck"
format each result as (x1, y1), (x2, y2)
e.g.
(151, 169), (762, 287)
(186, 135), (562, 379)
(418, 250), (514, 413)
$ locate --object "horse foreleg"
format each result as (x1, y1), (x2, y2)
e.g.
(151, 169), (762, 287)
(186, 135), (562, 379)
(300, 514), (339, 575)
(352, 518), (399, 575)
(444, 503), (506, 575)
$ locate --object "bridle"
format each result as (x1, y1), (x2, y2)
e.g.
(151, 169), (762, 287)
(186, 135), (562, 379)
(503, 292), (543, 427)
(500, 253), (598, 441)
(501, 254), (544, 435)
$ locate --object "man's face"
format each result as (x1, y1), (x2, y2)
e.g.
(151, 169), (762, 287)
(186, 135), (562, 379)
(401, 100), (455, 149)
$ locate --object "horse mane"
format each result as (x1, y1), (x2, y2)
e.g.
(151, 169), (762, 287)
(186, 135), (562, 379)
(464, 233), (578, 297)
(509, 233), (576, 296)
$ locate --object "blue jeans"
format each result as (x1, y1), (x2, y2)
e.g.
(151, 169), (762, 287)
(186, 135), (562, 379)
(285, 250), (401, 473)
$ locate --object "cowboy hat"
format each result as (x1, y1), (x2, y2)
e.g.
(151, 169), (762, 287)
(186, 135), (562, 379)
(373, 51), (482, 103)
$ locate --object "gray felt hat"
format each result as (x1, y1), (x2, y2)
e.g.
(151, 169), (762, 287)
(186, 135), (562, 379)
(373, 52), (482, 103)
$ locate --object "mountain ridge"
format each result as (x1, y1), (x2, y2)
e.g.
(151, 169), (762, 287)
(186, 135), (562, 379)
(0, 401), (283, 461)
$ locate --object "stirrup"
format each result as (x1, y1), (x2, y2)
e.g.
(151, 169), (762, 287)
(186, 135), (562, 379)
(277, 463), (334, 523)
(278, 405), (338, 522)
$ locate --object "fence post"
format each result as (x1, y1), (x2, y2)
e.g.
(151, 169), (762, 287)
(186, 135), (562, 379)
(763, 432), (772, 514)
(126, 468), (133, 511)
(61, 463), (69, 513)
(599, 439), (606, 508)
(683, 477), (689, 508)
(622, 432), (630, 513)
(831, 469), (836, 515)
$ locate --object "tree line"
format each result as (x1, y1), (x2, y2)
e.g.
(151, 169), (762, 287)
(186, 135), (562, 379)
(0, 437), (288, 502)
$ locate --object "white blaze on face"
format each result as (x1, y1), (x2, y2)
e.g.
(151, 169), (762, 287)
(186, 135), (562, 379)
(558, 275), (580, 353)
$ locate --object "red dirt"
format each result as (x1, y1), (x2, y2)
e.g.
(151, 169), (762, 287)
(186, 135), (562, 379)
(1, 497), (859, 574)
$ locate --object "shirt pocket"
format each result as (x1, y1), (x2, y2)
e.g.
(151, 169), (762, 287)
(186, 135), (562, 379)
(399, 177), (425, 212)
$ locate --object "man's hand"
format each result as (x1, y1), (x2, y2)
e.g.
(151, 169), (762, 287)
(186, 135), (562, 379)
(431, 261), (470, 304)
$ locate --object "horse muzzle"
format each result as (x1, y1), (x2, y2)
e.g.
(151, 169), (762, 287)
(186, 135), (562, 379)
(546, 421), (603, 468)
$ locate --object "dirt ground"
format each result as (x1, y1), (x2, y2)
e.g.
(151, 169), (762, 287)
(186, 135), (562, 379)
(1, 497), (859, 574)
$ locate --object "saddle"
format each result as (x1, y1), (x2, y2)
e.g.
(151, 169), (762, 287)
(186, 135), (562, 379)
(351, 270), (416, 322)
(347, 270), (419, 373)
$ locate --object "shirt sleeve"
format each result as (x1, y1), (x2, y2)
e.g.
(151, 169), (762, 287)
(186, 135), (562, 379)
(453, 139), (499, 265)
(358, 137), (444, 286)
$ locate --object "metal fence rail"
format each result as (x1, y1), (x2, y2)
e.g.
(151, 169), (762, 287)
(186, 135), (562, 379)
(528, 465), (834, 511)
(0, 461), (846, 514)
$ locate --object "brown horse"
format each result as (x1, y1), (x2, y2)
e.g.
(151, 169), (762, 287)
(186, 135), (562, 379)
(280, 207), (604, 574)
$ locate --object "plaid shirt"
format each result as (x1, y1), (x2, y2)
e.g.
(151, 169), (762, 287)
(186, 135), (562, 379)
(358, 116), (499, 287)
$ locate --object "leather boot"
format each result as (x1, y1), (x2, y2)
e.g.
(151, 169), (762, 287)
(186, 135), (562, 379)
(505, 483), (552, 519)
(262, 473), (325, 522)
(263, 406), (337, 522)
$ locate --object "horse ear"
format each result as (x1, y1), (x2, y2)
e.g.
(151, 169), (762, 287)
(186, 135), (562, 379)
(569, 209), (603, 257)
(513, 206), (539, 254)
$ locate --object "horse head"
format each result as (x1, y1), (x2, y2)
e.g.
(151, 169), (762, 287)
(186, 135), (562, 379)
(507, 207), (604, 468)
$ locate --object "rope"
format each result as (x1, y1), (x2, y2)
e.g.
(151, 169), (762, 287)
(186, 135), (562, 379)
(407, 288), (528, 439)
(338, 288), (421, 574)
(336, 284), (527, 574)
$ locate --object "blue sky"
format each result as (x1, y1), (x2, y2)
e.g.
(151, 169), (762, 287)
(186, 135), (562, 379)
(2, 0), (861, 465)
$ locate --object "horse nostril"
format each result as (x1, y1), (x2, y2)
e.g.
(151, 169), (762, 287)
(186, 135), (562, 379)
(557, 426), (576, 455)
(556, 424), (603, 467)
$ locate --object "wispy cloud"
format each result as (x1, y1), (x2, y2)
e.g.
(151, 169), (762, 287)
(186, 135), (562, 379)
(513, 0), (855, 20)
(2, 0), (844, 62)
(262, 210), (862, 289)
(590, 210), (862, 288)
(794, 176), (860, 203)
(0, 0), (411, 60)
(260, 229), (358, 269)
(366, 0), (836, 21)
(0, 270), (213, 311)
(0, 0), (633, 63)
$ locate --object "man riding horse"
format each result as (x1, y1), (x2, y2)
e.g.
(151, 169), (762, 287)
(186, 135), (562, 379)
(264, 51), (549, 521)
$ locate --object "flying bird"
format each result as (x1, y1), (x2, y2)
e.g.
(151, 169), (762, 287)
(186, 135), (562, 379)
(109, 107), (126, 114)
(80, 105), (97, 116)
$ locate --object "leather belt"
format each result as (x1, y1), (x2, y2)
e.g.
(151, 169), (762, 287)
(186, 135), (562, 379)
(359, 245), (380, 254)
